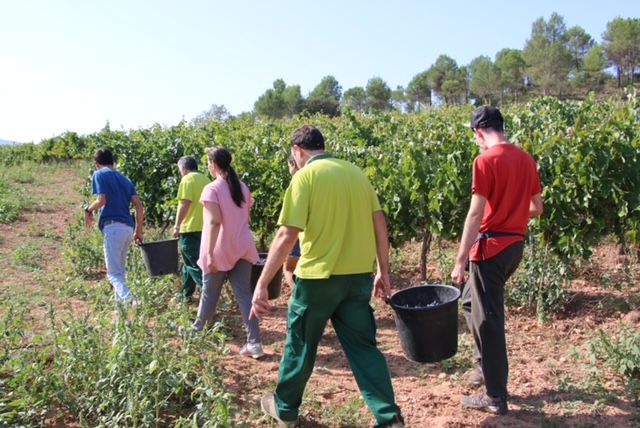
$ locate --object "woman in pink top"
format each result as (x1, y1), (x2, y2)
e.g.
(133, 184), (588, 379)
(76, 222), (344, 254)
(192, 147), (263, 358)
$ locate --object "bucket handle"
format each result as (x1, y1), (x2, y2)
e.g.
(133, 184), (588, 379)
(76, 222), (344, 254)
(451, 280), (465, 291)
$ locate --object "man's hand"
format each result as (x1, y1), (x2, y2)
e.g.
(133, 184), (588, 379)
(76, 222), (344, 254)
(451, 259), (466, 286)
(249, 280), (271, 321)
(374, 270), (392, 301)
(134, 230), (144, 245)
(84, 210), (94, 231)
(173, 225), (180, 238)
(372, 211), (392, 302)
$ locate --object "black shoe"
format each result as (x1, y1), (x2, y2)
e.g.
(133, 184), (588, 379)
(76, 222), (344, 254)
(467, 366), (484, 387)
(386, 419), (405, 427)
(461, 393), (508, 415)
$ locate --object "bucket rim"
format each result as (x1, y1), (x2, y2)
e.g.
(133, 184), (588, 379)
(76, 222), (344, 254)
(389, 284), (461, 312)
(254, 252), (270, 265)
(139, 238), (179, 248)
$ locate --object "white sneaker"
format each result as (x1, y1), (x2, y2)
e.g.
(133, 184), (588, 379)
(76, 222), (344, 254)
(239, 342), (265, 359)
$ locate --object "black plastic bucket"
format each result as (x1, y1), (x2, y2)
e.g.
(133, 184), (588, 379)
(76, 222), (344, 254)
(389, 284), (461, 363)
(250, 253), (282, 300)
(139, 239), (179, 277)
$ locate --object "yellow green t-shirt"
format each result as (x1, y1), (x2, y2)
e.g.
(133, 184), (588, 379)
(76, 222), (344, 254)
(277, 153), (382, 279)
(177, 171), (210, 233)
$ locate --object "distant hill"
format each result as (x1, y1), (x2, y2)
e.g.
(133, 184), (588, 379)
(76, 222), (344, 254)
(0, 139), (20, 146)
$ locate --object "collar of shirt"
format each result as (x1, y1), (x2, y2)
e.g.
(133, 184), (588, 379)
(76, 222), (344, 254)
(306, 152), (334, 165)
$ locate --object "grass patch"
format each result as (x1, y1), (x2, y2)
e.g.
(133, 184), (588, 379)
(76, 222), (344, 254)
(12, 242), (42, 270)
(1, 237), (238, 427)
(61, 221), (105, 278)
(588, 326), (640, 404)
(439, 332), (474, 376)
(2, 162), (38, 184)
(0, 179), (27, 223)
(0, 168), (40, 223)
(322, 396), (368, 426)
(0, 298), (235, 426)
(303, 389), (369, 427)
(25, 223), (58, 239)
(0, 161), (90, 221)
(0, 197), (21, 223)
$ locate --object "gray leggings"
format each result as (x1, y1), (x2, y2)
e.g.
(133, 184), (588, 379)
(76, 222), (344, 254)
(193, 259), (261, 344)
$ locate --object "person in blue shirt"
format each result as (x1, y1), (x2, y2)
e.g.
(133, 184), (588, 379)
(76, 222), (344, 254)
(84, 148), (145, 309)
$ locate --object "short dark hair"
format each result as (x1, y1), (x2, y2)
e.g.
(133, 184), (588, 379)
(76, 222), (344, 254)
(291, 125), (325, 150)
(178, 156), (198, 171)
(470, 106), (504, 133)
(94, 148), (115, 165)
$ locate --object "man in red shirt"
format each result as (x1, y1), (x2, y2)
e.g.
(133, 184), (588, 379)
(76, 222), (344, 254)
(451, 106), (543, 415)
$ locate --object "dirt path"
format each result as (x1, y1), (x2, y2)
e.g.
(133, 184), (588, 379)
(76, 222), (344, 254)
(218, 243), (639, 427)
(0, 162), (90, 328)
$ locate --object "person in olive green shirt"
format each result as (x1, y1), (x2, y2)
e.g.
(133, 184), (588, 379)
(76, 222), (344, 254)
(173, 156), (210, 302)
(250, 126), (404, 428)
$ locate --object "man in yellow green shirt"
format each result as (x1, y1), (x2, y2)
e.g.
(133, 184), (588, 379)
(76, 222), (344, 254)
(173, 156), (210, 302)
(250, 126), (404, 428)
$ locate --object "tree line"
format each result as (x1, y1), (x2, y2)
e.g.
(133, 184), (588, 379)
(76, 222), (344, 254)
(193, 14), (639, 122)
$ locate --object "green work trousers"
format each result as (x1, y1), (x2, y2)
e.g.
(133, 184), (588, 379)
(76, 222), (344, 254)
(179, 232), (203, 299)
(274, 274), (402, 427)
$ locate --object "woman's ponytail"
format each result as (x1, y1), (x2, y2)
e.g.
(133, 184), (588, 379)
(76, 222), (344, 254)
(206, 147), (245, 208)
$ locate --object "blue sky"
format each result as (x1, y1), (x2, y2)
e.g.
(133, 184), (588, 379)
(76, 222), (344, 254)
(0, 0), (637, 142)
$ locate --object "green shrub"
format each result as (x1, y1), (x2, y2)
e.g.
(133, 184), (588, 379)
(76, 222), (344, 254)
(0, 171), (39, 223)
(588, 326), (640, 403)
(12, 242), (42, 270)
(0, 197), (21, 223)
(2, 96), (640, 262)
(507, 241), (570, 319)
(0, 179), (23, 224)
(1, 299), (235, 426)
(4, 162), (37, 184)
(62, 221), (105, 278)
(0, 304), (54, 424)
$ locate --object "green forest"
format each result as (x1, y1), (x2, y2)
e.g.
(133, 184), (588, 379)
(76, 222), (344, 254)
(223, 14), (639, 121)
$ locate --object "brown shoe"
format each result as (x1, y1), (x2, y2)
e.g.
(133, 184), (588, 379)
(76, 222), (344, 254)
(467, 365), (484, 387)
(260, 393), (296, 427)
(461, 393), (508, 415)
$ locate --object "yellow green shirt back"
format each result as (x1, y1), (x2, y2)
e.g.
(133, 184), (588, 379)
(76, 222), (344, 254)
(177, 171), (210, 233)
(278, 154), (381, 279)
